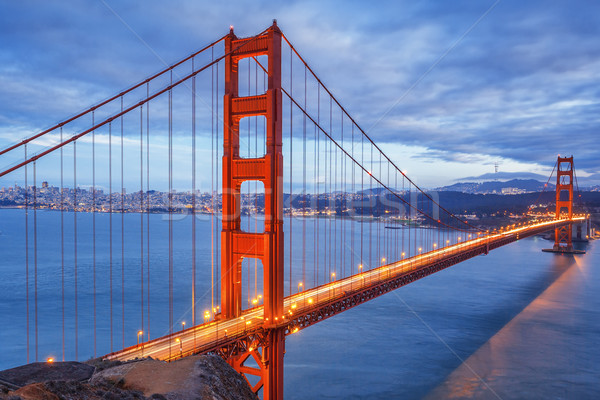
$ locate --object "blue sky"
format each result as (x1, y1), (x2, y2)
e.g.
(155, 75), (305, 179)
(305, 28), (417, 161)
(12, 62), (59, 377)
(0, 0), (599, 189)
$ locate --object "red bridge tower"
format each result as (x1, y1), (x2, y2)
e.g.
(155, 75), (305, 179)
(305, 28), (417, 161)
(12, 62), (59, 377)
(553, 156), (574, 251)
(221, 21), (285, 399)
(543, 155), (585, 254)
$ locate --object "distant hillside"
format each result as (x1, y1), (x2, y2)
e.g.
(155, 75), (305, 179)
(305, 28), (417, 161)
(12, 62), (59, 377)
(437, 179), (553, 194)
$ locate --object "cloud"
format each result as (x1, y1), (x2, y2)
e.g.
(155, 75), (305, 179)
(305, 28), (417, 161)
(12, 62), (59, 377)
(0, 0), (599, 187)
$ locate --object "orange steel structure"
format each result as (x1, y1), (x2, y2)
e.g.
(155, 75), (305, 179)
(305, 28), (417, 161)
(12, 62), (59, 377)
(554, 156), (574, 251)
(221, 21), (284, 399)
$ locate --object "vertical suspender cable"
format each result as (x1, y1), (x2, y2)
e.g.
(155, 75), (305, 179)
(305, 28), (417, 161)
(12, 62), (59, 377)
(109, 122), (113, 352)
(409, 183), (412, 262)
(378, 152), (382, 264)
(146, 82), (150, 340)
(302, 64), (306, 289)
(341, 114), (344, 278)
(402, 176), (405, 260)
(359, 135), (365, 272)
(121, 96), (125, 349)
(351, 124), (355, 280)
(324, 96), (328, 284)
(394, 171), (398, 261)
(333, 103), (337, 280)
(146, 83), (151, 341)
(33, 160), (38, 362)
(316, 85), (320, 287)
(211, 49), (215, 314)
(313, 123), (317, 288)
(216, 61), (220, 307)
(377, 151), (381, 278)
(192, 58), (196, 325)
(91, 113), (99, 357)
(74, 140), (78, 360)
(25, 145), (29, 363)
(92, 111), (97, 357)
(169, 71), (173, 348)
(60, 127), (65, 361)
(140, 105), (145, 337)
(323, 107), (328, 281)
(328, 98), (332, 280)
(324, 121), (328, 282)
(369, 144), (372, 270)
(387, 161), (390, 261)
(289, 47), (293, 297)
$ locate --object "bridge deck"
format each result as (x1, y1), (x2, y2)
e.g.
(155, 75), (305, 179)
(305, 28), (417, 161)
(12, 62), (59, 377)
(105, 218), (581, 362)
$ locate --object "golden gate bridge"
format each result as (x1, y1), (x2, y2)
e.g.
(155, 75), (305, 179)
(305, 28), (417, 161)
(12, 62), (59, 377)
(0, 22), (589, 399)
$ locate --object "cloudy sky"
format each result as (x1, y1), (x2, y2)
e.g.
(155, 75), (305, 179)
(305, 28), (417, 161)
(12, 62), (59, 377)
(0, 0), (598, 189)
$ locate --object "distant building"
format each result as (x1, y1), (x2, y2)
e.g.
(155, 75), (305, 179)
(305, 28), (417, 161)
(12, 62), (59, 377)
(501, 187), (526, 195)
(42, 181), (49, 188)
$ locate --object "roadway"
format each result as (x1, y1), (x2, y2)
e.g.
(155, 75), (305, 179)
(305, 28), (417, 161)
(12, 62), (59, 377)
(105, 217), (584, 362)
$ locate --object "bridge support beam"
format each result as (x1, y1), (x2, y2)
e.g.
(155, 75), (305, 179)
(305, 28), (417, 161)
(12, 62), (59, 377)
(221, 21), (284, 399)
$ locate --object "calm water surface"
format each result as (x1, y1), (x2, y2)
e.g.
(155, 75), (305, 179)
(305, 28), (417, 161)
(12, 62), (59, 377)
(284, 228), (599, 399)
(0, 209), (598, 399)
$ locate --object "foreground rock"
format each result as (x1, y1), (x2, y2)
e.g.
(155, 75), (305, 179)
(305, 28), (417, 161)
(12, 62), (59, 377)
(0, 355), (257, 400)
(0, 362), (95, 388)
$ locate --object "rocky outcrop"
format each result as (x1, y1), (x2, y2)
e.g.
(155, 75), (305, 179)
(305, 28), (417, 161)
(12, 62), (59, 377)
(0, 362), (95, 388)
(0, 355), (257, 400)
